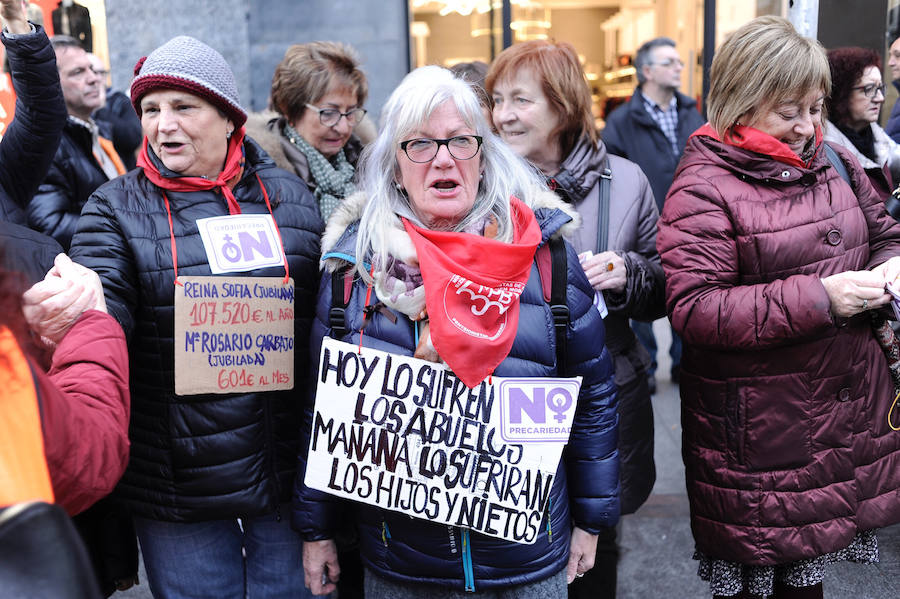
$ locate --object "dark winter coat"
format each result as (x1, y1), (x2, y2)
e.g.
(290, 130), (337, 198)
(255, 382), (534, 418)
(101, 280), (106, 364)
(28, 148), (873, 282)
(0, 221), (62, 285)
(601, 87), (705, 211)
(0, 26), (67, 225)
(293, 191), (620, 591)
(69, 137), (324, 522)
(29, 118), (117, 250)
(550, 136), (664, 514)
(51, 3), (92, 52)
(93, 89), (143, 171)
(657, 133), (900, 566)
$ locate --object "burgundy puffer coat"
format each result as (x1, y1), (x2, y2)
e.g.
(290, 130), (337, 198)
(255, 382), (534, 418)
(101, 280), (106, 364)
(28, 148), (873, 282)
(658, 133), (900, 566)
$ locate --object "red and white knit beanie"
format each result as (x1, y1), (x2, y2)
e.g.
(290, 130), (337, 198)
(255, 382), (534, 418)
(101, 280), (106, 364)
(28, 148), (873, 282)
(130, 35), (247, 127)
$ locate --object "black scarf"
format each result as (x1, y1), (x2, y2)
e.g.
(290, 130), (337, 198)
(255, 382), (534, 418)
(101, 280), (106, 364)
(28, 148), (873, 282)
(838, 123), (878, 163)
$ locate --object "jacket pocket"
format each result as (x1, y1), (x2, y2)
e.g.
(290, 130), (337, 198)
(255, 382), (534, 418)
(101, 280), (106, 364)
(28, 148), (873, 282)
(725, 373), (811, 472)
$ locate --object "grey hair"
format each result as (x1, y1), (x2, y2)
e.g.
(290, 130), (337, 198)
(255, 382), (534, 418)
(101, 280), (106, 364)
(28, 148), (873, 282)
(354, 65), (545, 283)
(634, 37), (676, 85)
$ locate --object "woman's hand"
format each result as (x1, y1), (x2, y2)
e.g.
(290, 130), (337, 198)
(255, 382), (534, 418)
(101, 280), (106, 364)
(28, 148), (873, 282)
(0, 0), (29, 35)
(303, 539), (340, 596)
(821, 269), (890, 317)
(566, 526), (598, 584)
(579, 250), (626, 293)
(22, 254), (107, 346)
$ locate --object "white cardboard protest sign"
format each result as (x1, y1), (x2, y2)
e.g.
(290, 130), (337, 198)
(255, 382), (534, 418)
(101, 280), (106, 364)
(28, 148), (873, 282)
(173, 276), (295, 395)
(304, 338), (582, 544)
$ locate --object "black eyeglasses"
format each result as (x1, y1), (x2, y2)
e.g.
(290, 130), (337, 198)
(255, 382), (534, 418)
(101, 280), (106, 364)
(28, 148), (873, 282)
(399, 135), (483, 163)
(851, 83), (886, 99)
(305, 103), (367, 127)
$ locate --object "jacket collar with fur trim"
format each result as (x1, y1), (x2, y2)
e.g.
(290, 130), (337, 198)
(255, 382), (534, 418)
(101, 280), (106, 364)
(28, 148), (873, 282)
(320, 187), (579, 272)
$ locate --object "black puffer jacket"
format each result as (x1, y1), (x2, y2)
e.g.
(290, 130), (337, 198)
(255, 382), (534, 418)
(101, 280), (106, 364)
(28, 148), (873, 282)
(0, 26), (67, 224)
(550, 136), (665, 514)
(93, 90), (143, 171)
(70, 138), (323, 521)
(29, 118), (116, 250)
(0, 221), (62, 285)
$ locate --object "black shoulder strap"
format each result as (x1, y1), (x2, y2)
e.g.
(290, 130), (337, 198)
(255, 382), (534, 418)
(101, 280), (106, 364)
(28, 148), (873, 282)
(329, 267), (352, 338)
(548, 236), (569, 370)
(825, 142), (900, 222)
(823, 143), (851, 187)
(596, 157), (612, 253)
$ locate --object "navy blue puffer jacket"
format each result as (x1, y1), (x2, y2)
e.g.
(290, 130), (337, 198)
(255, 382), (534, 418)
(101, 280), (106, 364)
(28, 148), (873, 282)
(70, 138), (323, 521)
(0, 26), (67, 224)
(292, 191), (619, 591)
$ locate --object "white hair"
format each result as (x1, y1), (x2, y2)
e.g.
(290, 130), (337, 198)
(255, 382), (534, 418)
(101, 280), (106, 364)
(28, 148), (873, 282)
(354, 65), (545, 282)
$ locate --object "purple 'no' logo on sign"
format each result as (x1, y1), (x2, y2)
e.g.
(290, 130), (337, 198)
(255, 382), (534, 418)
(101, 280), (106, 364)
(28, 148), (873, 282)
(499, 377), (581, 444)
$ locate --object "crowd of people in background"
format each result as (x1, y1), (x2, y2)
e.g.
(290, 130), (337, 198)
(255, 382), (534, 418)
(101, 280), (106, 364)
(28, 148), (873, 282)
(3, 1), (900, 598)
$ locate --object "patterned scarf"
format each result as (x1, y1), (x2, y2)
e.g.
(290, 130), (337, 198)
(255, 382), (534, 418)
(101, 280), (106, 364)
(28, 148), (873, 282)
(283, 123), (355, 221)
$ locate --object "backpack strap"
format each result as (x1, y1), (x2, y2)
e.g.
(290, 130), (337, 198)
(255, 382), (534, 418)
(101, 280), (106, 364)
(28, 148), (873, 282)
(329, 267), (354, 338)
(825, 142), (900, 221)
(536, 236), (569, 371)
(823, 142), (851, 187)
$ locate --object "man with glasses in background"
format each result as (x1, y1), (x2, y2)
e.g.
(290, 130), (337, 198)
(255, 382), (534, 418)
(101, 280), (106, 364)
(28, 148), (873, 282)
(602, 37), (704, 393)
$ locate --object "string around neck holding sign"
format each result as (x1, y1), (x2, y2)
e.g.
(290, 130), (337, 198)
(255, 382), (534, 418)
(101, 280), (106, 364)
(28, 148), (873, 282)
(358, 263), (376, 355)
(161, 173), (289, 286)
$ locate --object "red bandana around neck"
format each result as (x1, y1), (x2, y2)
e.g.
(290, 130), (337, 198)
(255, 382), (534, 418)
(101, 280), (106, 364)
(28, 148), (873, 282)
(138, 127), (247, 214)
(401, 197), (542, 388)
(692, 123), (823, 168)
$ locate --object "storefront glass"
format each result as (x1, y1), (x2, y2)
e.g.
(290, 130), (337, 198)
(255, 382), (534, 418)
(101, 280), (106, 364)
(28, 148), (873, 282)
(409, 0), (783, 126)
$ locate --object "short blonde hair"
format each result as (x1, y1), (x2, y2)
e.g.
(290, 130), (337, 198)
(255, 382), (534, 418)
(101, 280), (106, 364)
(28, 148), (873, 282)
(707, 16), (830, 138)
(486, 40), (597, 157)
(269, 41), (368, 124)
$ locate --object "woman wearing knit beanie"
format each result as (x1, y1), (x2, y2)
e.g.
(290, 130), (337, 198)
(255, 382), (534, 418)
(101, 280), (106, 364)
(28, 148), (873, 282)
(68, 35), (325, 599)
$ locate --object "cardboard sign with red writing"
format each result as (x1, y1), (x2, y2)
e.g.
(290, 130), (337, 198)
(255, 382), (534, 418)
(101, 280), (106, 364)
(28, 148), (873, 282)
(174, 276), (294, 395)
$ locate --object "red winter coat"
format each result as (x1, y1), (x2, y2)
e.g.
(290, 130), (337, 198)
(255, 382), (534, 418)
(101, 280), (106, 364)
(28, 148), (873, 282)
(657, 131), (900, 566)
(37, 310), (130, 515)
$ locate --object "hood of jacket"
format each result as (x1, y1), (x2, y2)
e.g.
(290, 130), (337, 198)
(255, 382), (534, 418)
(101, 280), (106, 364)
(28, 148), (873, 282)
(320, 186), (580, 271)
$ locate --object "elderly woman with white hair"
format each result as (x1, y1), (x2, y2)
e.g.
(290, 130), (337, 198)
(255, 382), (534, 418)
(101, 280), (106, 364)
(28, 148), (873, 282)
(293, 65), (620, 598)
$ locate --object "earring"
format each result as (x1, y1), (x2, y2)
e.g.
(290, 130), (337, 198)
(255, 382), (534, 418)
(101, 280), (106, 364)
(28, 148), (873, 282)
(226, 130), (233, 139)
(394, 182), (407, 196)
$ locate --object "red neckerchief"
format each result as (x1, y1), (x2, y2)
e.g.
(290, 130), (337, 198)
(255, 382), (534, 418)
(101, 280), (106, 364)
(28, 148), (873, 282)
(138, 127), (247, 215)
(692, 123), (823, 168)
(143, 128), (290, 285)
(401, 197), (541, 388)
